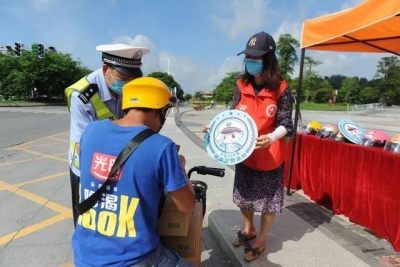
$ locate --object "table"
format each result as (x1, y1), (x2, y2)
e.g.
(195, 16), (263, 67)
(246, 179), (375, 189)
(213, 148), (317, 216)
(284, 134), (400, 251)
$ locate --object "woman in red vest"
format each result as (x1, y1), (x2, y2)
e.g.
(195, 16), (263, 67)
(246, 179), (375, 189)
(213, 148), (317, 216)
(231, 31), (294, 262)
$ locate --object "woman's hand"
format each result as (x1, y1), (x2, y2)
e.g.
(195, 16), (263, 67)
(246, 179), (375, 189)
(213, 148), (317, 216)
(255, 135), (271, 149)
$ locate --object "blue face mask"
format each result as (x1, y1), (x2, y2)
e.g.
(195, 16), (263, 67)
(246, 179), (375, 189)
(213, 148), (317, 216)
(107, 70), (128, 95)
(245, 59), (263, 76)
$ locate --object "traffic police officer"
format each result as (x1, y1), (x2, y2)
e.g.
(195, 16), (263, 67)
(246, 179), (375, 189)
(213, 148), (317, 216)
(65, 43), (150, 227)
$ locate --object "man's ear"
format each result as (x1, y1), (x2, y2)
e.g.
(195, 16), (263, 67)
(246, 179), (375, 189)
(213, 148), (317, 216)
(102, 64), (109, 75)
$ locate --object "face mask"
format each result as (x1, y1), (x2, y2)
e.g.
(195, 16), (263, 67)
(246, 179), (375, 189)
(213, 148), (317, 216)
(157, 107), (170, 132)
(245, 59), (263, 76)
(106, 70), (128, 95)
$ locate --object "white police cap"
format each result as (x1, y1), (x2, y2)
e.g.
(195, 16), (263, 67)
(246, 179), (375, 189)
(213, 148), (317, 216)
(218, 119), (245, 134)
(96, 44), (150, 78)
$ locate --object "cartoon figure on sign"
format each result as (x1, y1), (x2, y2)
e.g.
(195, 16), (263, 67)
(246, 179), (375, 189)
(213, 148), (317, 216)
(344, 123), (363, 141)
(216, 119), (245, 153)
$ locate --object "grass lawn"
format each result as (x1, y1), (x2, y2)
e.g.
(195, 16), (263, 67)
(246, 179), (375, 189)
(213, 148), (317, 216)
(295, 102), (347, 111)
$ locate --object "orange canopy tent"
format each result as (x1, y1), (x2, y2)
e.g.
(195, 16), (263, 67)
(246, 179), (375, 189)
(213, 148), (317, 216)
(301, 0), (400, 55)
(287, 0), (400, 192)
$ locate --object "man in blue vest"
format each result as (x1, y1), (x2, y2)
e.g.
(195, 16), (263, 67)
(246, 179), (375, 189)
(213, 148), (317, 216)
(66, 43), (150, 227)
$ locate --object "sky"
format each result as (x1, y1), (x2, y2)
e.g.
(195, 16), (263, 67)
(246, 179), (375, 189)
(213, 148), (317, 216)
(0, 0), (389, 94)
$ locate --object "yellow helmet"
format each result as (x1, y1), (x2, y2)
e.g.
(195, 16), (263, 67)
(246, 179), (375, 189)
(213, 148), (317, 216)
(121, 77), (175, 110)
(305, 120), (322, 135)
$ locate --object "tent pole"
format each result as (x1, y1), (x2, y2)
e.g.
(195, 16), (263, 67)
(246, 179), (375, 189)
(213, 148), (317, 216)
(286, 48), (306, 196)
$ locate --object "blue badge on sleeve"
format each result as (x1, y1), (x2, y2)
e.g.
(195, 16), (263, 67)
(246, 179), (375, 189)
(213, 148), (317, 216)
(205, 110), (257, 166)
(338, 119), (367, 144)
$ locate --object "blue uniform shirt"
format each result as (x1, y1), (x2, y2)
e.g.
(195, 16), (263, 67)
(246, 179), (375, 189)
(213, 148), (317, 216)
(69, 68), (124, 176)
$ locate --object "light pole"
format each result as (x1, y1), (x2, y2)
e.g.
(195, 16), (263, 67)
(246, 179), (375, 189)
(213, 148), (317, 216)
(158, 57), (170, 75)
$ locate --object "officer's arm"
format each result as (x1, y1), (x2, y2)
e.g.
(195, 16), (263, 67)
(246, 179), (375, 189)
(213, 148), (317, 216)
(70, 92), (94, 149)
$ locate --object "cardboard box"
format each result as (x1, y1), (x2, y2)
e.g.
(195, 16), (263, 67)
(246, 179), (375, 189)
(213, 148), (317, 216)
(161, 202), (203, 267)
(157, 194), (192, 236)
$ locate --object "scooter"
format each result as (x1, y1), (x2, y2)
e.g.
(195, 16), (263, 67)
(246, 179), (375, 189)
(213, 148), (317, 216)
(187, 166), (225, 218)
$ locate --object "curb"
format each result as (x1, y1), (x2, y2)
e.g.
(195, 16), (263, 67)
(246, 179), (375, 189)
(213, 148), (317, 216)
(0, 103), (67, 107)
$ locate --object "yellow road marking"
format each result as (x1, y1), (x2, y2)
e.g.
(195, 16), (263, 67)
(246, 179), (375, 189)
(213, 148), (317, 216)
(11, 171), (69, 188)
(0, 181), (71, 214)
(47, 136), (69, 143)
(5, 130), (70, 150)
(24, 142), (63, 149)
(11, 147), (68, 163)
(0, 130), (73, 246)
(0, 152), (68, 167)
(0, 213), (71, 246)
(52, 152), (68, 157)
(0, 158), (35, 167)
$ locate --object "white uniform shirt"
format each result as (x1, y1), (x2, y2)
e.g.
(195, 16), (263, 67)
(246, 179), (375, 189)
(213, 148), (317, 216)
(68, 68), (123, 176)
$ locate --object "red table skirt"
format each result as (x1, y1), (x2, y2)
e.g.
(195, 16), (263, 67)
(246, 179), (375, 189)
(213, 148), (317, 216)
(284, 137), (302, 190)
(284, 134), (400, 251)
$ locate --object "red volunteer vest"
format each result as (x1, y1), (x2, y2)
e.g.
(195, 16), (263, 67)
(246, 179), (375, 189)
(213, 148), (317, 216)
(235, 80), (288, 171)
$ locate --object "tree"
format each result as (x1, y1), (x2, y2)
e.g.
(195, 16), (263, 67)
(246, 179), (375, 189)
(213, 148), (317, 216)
(213, 71), (241, 101)
(193, 91), (205, 100)
(313, 88), (333, 103)
(147, 71), (185, 102)
(324, 75), (346, 90)
(300, 57), (323, 102)
(0, 51), (91, 100)
(360, 86), (380, 104)
(276, 34), (300, 79)
(340, 77), (361, 104)
(304, 56), (322, 74)
(375, 56), (400, 105)
(184, 93), (192, 102)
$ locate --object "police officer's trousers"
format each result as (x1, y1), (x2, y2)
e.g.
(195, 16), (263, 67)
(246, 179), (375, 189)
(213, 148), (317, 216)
(69, 168), (80, 228)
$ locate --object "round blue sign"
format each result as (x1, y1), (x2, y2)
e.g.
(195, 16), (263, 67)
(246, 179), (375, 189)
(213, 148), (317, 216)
(205, 110), (257, 166)
(338, 119), (367, 144)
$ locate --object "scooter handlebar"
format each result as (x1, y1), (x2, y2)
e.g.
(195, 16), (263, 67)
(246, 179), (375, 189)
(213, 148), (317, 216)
(188, 166), (225, 179)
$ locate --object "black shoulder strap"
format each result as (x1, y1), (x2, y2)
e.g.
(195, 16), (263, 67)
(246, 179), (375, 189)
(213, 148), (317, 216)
(75, 128), (155, 215)
(78, 83), (99, 104)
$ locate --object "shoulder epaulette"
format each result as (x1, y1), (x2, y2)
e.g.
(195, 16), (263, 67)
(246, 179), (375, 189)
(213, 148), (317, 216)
(78, 83), (99, 104)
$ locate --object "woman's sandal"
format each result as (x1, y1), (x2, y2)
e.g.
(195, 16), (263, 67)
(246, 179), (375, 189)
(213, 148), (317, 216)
(243, 242), (265, 262)
(232, 230), (257, 247)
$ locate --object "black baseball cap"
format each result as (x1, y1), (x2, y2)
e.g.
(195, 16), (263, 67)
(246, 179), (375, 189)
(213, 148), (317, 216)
(237, 31), (276, 57)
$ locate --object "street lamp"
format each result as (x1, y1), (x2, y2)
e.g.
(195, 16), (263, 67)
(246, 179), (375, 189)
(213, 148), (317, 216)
(158, 57), (170, 75)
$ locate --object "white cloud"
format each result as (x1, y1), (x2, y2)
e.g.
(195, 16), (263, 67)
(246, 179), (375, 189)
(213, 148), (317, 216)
(111, 35), (243, 94)
(291, 51), (383, 80)
(272, 19), (303, 41)
(112, 35), (161, 76)
(211, 0), (271, 39)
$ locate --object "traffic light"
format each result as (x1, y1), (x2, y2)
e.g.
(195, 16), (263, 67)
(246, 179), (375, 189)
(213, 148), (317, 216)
(31, 43), (39, 56)
(15, 42), (22, 57)
(48, 46), (56, 53)
(38, 43), (45, 58)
